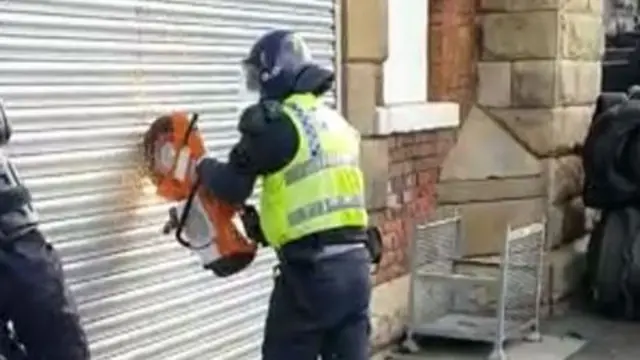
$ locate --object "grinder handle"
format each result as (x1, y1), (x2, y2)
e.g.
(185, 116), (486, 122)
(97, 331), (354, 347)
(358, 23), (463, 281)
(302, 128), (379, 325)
(173, 180), (201, 249)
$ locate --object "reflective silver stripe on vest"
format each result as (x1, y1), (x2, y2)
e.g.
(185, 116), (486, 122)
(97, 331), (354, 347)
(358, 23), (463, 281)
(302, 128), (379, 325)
(285, 102), (324, 157)
(283, 154), (358, 185)
(287, 195), (365, 227)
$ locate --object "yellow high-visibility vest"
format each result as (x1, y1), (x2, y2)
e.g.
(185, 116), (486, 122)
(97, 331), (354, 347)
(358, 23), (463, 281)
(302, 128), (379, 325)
(259, 93), (368, 249)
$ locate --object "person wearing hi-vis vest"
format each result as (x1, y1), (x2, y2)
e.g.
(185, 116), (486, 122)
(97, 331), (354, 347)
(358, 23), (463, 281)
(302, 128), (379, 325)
(196, 29), (381, 360)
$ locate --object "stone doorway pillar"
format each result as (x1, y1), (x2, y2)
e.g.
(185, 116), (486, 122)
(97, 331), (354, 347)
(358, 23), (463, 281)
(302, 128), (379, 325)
(438, 0), (603, 308)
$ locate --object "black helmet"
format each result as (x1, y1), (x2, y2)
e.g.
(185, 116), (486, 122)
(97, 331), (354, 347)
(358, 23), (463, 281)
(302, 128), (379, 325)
(242, 29), (313, 100)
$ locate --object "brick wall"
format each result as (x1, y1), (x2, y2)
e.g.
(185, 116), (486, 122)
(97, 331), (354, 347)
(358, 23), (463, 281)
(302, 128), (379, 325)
(428, 0), (478, 117)
(372, 129), (456, 285)
(368, 0), (476, 286)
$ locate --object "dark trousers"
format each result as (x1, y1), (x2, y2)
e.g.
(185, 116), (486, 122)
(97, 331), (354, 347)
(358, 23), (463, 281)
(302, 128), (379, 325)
(0, 229), (90, 360)
(262, 237), (371, 360)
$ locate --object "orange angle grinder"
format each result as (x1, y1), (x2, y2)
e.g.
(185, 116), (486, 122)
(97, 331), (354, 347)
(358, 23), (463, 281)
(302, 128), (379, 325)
(141, 112), (258, 277)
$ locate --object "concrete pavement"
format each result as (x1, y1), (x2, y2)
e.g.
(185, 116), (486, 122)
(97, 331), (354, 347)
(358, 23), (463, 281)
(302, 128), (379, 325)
(545, 312), (640, 360)
(381, 309), (640, 359)
(384, 335), (585, 360)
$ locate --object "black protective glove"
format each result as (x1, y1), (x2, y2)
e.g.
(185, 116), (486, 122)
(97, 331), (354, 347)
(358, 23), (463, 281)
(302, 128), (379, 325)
(240, 205), (268, 247)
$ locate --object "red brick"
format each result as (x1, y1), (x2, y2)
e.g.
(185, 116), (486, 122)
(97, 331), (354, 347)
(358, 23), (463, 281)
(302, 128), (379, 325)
(417, 132), (437, 144)
(386, 136), (397, 150)
(384, 208), (399, 221)
(402, 162), (413, 175)
(404, 173), (417, 188)
(398, 224), (411, 247)
(378, 255), (391, 271)
(428, 0), (477, 110)
(437, 132), (455, 151)
(399, 146), (408, 160)
(381, 232), (394, 249)
(415, 157), (439, 171)
(382, 218), (403, 234)
(402, 188), (414, 203)
(416, 184), (434, 198)
(387, 193), (401, 209)
(398, 134), (413, 146)
(387, 176), (401, 193)
(389, 264), (407, 278)
(416, 196), (434, 217)
(418, 142), (437, 157)
(396, 251), (406, 268)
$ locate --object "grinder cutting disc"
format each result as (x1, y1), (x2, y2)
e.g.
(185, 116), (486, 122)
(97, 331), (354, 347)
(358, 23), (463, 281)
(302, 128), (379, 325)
(141, 111), (206, 202)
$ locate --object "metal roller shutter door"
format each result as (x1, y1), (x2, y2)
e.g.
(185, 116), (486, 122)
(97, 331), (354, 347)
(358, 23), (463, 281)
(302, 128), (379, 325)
(0, 1), (338, 359)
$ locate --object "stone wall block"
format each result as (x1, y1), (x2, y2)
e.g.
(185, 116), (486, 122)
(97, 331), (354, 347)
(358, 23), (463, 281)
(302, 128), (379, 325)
(547, 155), (584, 204)
(556, 60), (602, 106)
(511, 60), (557, 107)
(479, 0), (510, 11)
(343, 0), (388, 62)
(546, 196), (587, 248)
(562, 0), (591, 12)
(361, 138), (390, 211)
(439, 198), (545, 256)
(482, 12), (559, 60)
(440, 106), (542, 181)
(344, 62), (383, 135)
(488, 105), (592, 157)
(550, 105), (594, 154)
(481, 0), (599, 13)
(559, 13), (604, 60)
(437, 177), (545, 204)
(511, 0), (563, 11)
(477, 62), (512, 107)
(586, 0), (602, 13)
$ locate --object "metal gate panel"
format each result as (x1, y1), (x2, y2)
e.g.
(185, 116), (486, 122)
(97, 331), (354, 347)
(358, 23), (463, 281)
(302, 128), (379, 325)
(0, 0), (337, 359)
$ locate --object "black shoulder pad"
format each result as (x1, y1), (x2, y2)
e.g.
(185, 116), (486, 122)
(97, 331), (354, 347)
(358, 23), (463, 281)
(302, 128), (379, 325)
(238, 104), (267, 135)
(261, 100), (283, 120)
(238, 101), (286, 135)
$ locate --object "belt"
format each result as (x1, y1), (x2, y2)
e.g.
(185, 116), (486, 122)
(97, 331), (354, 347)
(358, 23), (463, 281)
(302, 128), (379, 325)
(314, 243), (365, 259)
(277, 226), (368, 260)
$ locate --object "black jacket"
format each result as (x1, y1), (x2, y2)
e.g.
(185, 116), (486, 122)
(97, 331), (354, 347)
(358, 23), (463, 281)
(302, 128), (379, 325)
(583, 95), (640, 209)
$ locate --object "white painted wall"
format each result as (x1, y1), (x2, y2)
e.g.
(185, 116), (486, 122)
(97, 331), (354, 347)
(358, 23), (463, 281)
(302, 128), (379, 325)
(383, 0), (428, 104)
(377, 0), (459, 133)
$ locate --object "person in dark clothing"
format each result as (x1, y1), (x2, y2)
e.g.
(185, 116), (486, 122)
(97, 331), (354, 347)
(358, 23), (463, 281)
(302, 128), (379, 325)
(196, 30), (373, 360)
(0, 100), (90, 360)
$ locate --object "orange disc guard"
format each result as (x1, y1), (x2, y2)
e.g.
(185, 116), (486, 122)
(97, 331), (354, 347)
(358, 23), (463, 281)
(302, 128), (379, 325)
(143, 111), (257, 276)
